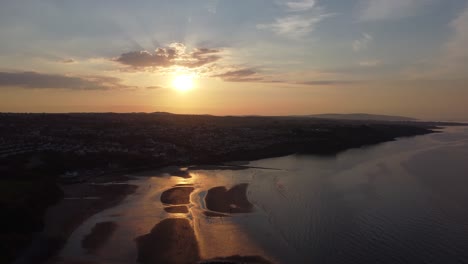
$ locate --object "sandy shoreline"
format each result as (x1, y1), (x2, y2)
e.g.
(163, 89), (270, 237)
(205, 183), (254, 214)
(137, 213), (272, 264)
(136, 218), (200, 264)
(160, 186), (194, 205)
(17, 160), (308, 263)
(16, 166), (261, 263)
(25, 173), (269, 263)
(164, 205), (189, 213)
(132, 179), (272, 264)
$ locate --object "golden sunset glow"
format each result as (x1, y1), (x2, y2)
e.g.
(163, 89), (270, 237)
(0, 1), (467, 121)
(172, 74), (195, 92)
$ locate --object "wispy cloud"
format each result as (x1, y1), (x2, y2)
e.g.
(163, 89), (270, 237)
(428, 4), (468, 78)
(405, 4), (468, 79)
(257, 1), (333, 38)
(359, 0), (434, 21)
(211, 67), (286, 83)
(353, 33), (373, 52)
(60, 58), (76, 64)
(257, 15), (330, 38)
(285, 0), (316, 12)
(444, 5), (468, 72)
(212, 67), (356, 86)
(0, 71), (134, 90)
(206, 0), (218, 14)
(212, 69), (264, 82)
(298, 80), (356, 85)
(359, 60), (381, 67)
(146, 85), (164, 90)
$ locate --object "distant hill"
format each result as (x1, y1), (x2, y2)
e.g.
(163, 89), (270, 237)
(303, 113), (417, 122)
(152, 112), (175, 115)
(149, 112), (417, 122)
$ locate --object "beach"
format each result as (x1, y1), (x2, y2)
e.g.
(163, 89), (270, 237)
(37, 166), (275, 264)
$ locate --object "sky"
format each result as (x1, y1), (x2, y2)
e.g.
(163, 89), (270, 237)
(0, 0), (467, 120)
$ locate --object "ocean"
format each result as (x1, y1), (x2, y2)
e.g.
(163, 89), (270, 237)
(59, 126), (468, 263)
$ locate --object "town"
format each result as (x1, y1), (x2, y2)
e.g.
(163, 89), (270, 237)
(0, 112), (441, 182)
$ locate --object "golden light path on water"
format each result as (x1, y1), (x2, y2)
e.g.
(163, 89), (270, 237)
(188, 171), (270, 261)
(58, 167), (277, 263)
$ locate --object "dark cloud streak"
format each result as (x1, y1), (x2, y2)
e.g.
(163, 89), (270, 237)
(213, 69), (356, 85)
(213, 69), (263, 82)
(0, 71), (134, 90)
(146, 85), (164, 90)
(298, 80), (356, 85)
(61, 58), (76, 64)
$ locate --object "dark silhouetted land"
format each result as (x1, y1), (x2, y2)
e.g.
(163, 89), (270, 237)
(0, 112), (462, 263)
(302, 113), (417, 121)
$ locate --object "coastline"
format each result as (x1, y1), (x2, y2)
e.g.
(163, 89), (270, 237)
(12, 127), (438, 263)
(66, 125), (438, 178)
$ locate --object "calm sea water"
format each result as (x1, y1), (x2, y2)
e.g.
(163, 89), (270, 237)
(60, 126), (468, 263)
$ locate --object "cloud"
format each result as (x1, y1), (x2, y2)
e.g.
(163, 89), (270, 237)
(430, 4), (468, 78)
(405, 4), (468, 79)
(212, 69), (264, 82)
(114, 42), (271, 84)
(211, 68), (289, 83)
(359, 60), (381, 67)
(206, 0), (218, 14)
(211, 68), (356, 86)
(257, 1), (333, 38)
(188, 48), (222, 67)
(146, 85), (164, 90)
(298, 80), (356, 85)
(60, 58), (76, 64)
(444, 6), (468, 70)
(0, 71), (134, 90)
(353, 33), (373, 52)
(359, 0), (434, 21)
(285, 0), (316, 12)
(114, 43), (221, 70)
(257, 14), (332, 38)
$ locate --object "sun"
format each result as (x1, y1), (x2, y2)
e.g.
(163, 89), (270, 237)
(172, 74), (194, 92)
